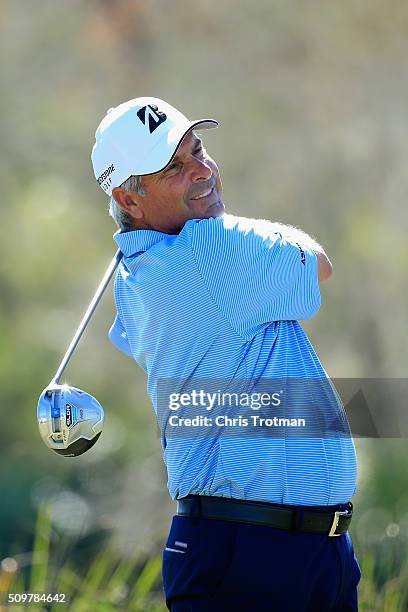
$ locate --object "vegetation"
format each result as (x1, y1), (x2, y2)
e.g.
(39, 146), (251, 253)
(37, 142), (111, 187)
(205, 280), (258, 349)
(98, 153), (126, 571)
(0, 504), (407, 611)
(1, 1), (407, 609)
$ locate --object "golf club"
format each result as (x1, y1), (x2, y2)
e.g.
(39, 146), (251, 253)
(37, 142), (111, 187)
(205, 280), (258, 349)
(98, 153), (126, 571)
(37, 249), (123, 457)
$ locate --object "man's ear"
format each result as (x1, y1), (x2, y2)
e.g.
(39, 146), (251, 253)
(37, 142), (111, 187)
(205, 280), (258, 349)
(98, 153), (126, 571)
(111, 188), (143, 220)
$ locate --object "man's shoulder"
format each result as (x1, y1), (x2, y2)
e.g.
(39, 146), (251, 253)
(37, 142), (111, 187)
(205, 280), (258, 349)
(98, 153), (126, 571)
(183, 214), (282, 245)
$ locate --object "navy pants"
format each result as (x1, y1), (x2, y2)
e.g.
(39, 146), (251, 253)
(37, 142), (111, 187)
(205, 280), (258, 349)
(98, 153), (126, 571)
(162, 515), (361, 611)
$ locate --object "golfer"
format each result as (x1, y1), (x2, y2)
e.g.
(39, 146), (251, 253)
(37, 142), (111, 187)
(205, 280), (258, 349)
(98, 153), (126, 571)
(91, 97), (361, 611)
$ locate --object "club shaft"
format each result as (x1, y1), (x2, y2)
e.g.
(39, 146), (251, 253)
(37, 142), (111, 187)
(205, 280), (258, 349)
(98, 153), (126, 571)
(52, 249), (123, 385)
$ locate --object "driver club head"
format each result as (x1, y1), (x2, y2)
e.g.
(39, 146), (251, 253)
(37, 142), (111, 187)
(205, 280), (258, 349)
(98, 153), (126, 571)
(37, 384), (104, 457)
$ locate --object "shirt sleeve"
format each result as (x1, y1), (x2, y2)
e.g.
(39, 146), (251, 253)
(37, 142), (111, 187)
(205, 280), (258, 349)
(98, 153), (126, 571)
(187, 215), (321, 337)
(108, 314), (133, 357)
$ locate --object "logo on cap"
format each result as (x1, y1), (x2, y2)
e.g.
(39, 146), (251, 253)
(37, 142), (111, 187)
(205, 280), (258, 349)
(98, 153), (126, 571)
(137, 104), (167, 134)
(97, 164), (115, 186)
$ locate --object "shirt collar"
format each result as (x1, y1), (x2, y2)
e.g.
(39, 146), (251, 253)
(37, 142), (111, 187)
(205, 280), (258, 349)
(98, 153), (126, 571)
(113, 228), (170, 256)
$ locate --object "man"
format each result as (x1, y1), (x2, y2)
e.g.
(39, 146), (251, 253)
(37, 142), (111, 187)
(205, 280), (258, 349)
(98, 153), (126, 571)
(91, 97), (361, 611)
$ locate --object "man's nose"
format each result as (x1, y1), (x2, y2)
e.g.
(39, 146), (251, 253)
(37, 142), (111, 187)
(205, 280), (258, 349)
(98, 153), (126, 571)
(190, 157), (212, 182)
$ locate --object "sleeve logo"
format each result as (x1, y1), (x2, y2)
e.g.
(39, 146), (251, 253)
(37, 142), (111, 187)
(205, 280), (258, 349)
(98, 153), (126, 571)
(296, 243), (306, 266)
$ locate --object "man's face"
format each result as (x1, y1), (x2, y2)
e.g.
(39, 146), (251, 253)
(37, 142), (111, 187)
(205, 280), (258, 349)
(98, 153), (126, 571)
(125, 131), (224, 234)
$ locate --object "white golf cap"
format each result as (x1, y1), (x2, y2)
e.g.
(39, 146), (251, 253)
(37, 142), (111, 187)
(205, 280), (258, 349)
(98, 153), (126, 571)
(91, 97), (218, 196)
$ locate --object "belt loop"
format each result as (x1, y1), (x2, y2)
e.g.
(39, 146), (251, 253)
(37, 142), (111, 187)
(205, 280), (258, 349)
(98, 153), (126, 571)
(291, 508), (304, 531)
(190, 495), (202, 522)
(339, 501), (352, 514)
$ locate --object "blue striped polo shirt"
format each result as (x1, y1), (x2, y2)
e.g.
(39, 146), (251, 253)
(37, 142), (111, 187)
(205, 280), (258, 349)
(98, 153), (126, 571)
(109, 214), (357, 506)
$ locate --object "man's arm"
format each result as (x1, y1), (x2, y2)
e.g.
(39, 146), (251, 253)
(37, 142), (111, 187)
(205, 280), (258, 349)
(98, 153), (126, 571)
(108, 314), (133, 357)
(315, 251), (333, 283)
(270, 223), (333, 283)
(188, 216), (324, 334)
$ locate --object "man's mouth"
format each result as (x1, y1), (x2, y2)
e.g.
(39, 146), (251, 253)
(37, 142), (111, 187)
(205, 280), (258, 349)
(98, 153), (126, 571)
(189, 179), (217, 200)
(190, 187), (214, 200)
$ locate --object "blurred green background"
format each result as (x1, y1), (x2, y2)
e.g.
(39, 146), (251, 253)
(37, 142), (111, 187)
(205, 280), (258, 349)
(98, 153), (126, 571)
(1, 1), (408, 610)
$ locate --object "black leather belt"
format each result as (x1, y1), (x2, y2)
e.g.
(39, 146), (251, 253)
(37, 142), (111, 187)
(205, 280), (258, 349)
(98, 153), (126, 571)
(176, 495), (353, 537)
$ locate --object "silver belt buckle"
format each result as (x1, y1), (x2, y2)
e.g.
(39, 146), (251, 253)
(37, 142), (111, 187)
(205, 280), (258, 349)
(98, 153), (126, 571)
(328, 510), (350, 537)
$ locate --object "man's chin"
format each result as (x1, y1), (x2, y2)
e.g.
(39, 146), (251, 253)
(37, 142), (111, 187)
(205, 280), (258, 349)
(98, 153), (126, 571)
(207, 199), (225, 217)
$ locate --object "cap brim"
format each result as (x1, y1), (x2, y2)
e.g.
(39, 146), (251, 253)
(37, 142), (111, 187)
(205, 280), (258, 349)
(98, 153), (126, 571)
(135, 119), (219, 177)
